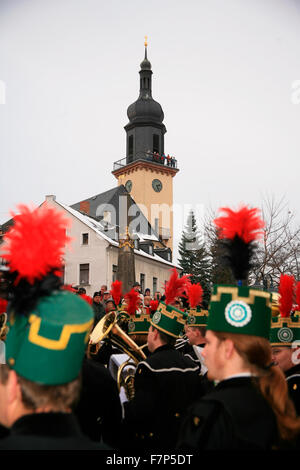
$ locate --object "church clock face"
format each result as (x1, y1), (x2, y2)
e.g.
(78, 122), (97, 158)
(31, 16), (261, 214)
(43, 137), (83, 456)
(125, 180), (132, 192)
(152, 179), (163, 192)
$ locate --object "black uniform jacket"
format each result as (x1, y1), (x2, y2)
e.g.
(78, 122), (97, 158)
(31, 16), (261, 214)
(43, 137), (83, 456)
(122, 344), (205, 450)
(176, 340), (214, 394)
(177, 376), (279, 451)
(176, 339), (202, 373)
(92, 302), (106, 328)
(74, 356), (122, 447)
(285, 363), (300, 416)
(0, 412), (110, 450)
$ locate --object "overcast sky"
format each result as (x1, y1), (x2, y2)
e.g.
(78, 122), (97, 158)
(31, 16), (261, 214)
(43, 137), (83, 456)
(1, 0), (300, 261)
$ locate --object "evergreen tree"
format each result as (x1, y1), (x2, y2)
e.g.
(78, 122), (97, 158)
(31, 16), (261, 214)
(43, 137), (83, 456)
(210, 228), (235, 286)
(178, 211), (212, 308)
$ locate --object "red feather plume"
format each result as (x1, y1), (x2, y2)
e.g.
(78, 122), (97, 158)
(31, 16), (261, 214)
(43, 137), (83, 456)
(187, 283), (203, 309)
(62, 284), (77, 293)
(279, 274), (295, 318)
(1, 204), (71, 284)
(80, 294), (93, 306)
(214, 205), (265, 243)
(124, 289), (140, 316)
(164, 268), (190, 305)
(295, 282), (300, 310)
(150, 300), (159, 312)
(0, 298), (8, 314)
(110, 280), (123, 306)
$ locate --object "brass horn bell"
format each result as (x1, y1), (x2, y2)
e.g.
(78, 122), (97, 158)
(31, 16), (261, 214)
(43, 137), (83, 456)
(88, 311), (146, 363)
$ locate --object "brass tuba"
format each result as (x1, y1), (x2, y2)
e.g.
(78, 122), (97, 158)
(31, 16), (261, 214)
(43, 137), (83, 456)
(88, 311), (147, 400)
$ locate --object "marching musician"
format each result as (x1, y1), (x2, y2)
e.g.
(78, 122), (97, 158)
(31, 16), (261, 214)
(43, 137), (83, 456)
(183, 283), (208, 375)
(270, 275), (300, 415)
(120, 269), (206, 450)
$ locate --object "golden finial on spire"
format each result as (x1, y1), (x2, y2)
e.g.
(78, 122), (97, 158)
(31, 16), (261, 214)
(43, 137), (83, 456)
(144, 36), (148, 47)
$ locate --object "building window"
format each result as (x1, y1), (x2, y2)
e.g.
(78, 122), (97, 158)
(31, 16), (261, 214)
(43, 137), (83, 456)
(79, 264), (89, 285)
(140, 273), (145, 293)
(153, 134), (159, 153)
(112, 264), (117, 282)
(82, 233), (89, 245)
(153, 277), (157, 294)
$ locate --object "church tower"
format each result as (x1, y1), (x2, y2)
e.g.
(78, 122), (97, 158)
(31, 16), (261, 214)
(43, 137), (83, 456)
(112, 39), (178, 252)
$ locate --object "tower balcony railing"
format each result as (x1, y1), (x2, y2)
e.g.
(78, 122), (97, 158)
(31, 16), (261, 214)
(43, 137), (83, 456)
(113, 151), (178, 171)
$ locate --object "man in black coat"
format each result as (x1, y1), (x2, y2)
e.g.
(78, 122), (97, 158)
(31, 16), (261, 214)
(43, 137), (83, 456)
(0, 293), (110, 451)
(120, 271), (208, 450)
(121, 324), (205, 450)
(92, 291), (106, 328)
(0, 204), (110, 451)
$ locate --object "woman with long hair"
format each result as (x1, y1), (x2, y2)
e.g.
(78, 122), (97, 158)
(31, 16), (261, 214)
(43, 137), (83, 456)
(177, 325), (300, 450)
(177, 206), (300, 450)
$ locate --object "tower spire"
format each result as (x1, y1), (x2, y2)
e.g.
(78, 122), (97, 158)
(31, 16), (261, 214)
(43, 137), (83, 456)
(144, 35), (148, 60)
(124, 40), (165, 161)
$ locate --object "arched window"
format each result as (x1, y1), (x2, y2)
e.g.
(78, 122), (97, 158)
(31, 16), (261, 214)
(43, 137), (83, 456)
(153, 134), (159, 153)
(128, 135), (134, 162)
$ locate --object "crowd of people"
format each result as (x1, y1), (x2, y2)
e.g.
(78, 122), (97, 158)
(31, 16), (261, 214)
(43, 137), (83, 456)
(0, 203), (299, 455)
(145, 150), (177, 167)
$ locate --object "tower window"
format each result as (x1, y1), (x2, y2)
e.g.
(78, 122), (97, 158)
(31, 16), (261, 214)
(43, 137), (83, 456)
(153, 134), (159, 153)
(128, 135), (134, 157)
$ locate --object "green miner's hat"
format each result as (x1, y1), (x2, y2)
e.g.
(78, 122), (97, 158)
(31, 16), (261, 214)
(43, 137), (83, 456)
(150, 301), (188, 338)
(128, 311), (151, 335)
(270, 275), (300, 346)
(6, 290), (93, 385)
(186, 306), (208, 327)
(207, 285), (272, 339)
(269, 314), (300, 346)
(207, 206), (272, 338)
(150, 268), (190, 338)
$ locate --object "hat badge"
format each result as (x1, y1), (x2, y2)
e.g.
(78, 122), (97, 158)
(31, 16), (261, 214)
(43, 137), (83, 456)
(152, 311), (161, 325)
(225, 300), (252, 328)
(277, 327), (293, 343)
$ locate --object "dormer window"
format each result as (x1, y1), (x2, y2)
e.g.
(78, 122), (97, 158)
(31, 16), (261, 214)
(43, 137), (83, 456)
(103, 211), (111, 223)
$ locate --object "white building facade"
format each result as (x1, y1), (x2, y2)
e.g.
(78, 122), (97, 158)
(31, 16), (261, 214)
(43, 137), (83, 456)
(43, 195), (180, 296)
